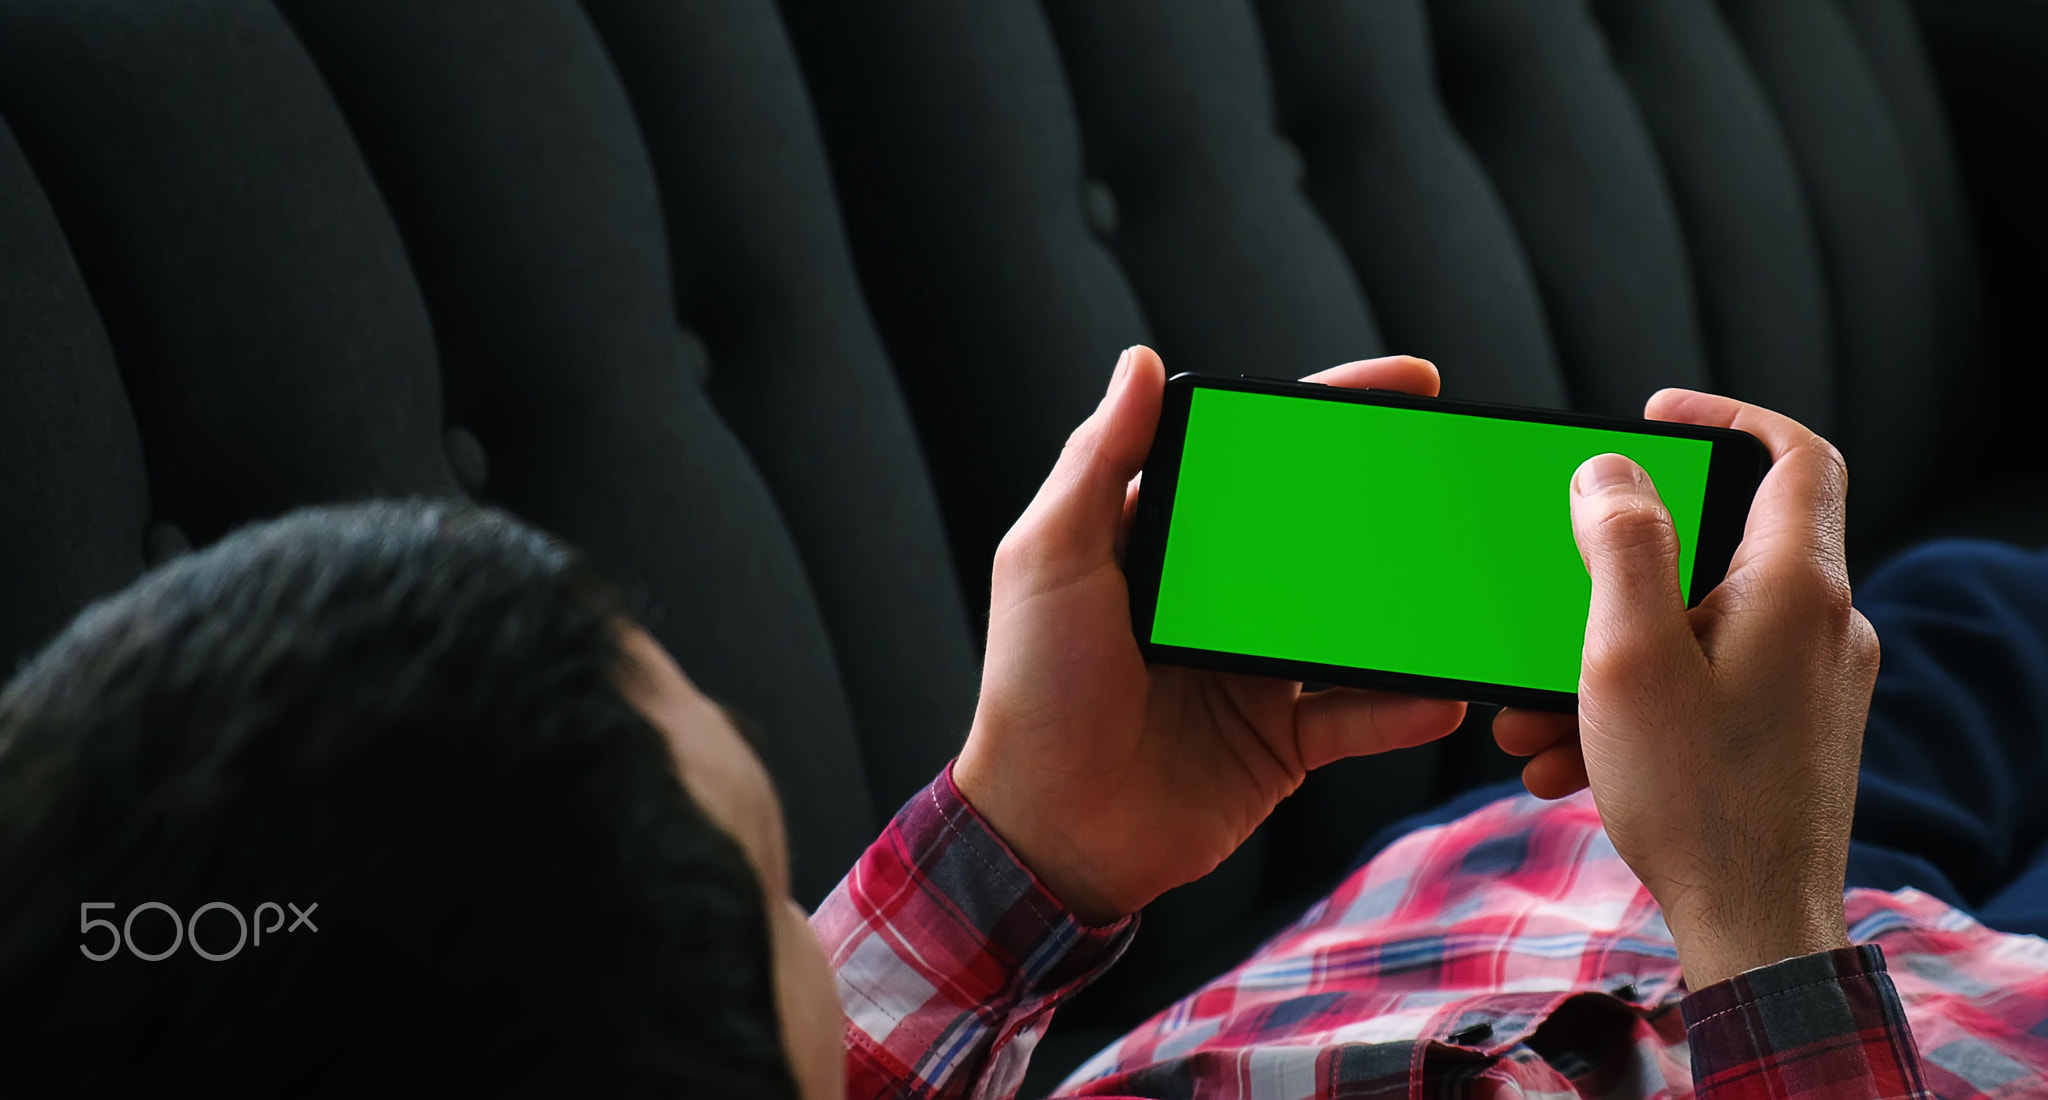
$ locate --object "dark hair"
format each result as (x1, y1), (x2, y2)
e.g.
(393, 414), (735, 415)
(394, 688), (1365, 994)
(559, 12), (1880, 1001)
(0, 501), (798, 1097)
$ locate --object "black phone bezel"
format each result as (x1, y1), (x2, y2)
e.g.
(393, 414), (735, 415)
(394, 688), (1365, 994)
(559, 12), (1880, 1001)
(1123, 373), (1771, 713)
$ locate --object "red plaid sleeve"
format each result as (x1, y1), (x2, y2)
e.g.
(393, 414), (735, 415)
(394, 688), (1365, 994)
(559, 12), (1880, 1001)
(811, 764), (1136, 1100)
(1684, 944), (1932, 1099)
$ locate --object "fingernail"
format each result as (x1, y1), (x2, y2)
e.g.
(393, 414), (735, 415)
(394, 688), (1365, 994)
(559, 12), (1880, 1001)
(1110, 346), (1136, 390)
(1574, 453), (1642, 496)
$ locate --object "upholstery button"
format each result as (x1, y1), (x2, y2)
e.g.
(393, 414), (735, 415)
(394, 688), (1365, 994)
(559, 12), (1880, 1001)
(676, 326), (712, 386)
(1083, 178), (1120, 238)
(1276, 138), (1307, 188)
(444, 425), (489, 494)
(145, 522), (190, 566)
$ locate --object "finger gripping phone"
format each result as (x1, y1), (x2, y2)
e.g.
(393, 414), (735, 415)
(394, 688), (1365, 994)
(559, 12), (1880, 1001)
(1124, 374), (1769, 711)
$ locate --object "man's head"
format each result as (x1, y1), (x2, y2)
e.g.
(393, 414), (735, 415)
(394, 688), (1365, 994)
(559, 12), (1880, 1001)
(0, 501), (841, 1097)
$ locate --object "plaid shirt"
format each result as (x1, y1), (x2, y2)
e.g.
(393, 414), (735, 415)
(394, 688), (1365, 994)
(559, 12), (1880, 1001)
(815, 767), (2048, 1099)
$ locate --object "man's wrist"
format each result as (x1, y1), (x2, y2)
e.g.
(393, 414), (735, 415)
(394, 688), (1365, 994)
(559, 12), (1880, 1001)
(950, 750), (1127, 926)
(1666, 890), (1851, 989)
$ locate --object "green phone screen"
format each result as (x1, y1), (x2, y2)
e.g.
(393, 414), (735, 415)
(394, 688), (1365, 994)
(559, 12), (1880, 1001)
(1151, 388), (1715, 693)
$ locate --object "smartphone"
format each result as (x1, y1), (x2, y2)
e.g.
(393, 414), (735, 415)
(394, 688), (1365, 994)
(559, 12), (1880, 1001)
(1124, 374), (1770, 711)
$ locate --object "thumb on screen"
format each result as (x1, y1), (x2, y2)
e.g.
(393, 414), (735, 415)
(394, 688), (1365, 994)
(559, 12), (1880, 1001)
(1570, 453), (1694, 674)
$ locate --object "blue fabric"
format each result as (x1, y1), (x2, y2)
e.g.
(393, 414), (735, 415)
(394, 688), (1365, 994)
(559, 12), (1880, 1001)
(1354, 539), (2048, 937)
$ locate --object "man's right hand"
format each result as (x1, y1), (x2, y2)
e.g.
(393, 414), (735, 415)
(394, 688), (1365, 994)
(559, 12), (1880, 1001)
(1493, 390), (1881, 990)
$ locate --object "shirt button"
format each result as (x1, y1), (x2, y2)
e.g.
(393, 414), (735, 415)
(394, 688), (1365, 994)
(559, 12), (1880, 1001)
(1448, 1021), (1493, 1046)
(1611, 982), (1639, 1002)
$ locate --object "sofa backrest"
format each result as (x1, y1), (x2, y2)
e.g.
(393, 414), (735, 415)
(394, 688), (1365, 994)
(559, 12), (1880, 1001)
(0, 0), (977, 905)
(782, 0), (1981, 558)
(0, 117), (150, 667)
(0, 0), (1991, 915)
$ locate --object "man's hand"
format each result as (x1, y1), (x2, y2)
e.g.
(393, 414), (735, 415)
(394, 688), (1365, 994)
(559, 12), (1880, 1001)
(953, 346), (1467, 925)
(1493, 391), (1880, 988)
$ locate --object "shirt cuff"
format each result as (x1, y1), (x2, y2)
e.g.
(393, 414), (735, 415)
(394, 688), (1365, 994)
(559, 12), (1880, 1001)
(907, 762), (1134, 993)
(814, 763), (1135, 1100)
(1682, 944), (1931, 1099)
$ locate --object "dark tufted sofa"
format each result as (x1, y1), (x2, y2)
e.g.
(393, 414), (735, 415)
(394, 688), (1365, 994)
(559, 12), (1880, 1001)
(0, 0), (2041, 1088)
